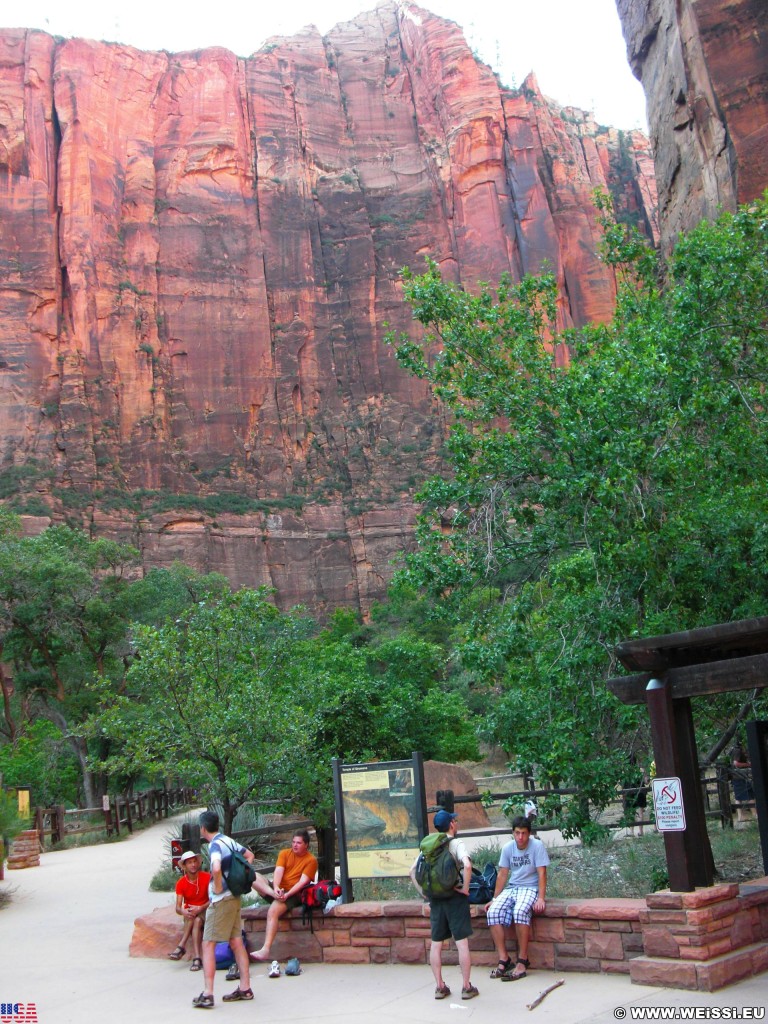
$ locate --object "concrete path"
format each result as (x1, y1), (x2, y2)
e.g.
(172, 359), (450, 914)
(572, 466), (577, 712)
(1, 814), (765, 1023)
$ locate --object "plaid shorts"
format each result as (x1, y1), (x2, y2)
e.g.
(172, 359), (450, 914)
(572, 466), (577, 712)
(485, 886), (538, 927)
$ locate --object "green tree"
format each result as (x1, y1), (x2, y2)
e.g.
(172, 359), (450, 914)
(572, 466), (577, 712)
(389, 195), (768, 833)
(0, 523), (142, 806)
(85, 587), (314, 832)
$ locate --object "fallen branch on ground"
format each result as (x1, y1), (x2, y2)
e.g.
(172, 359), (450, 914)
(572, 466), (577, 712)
(527, 978), (565, 1010)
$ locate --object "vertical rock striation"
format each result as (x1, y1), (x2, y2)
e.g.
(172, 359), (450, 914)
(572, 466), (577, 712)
(0, 2), (657, 611)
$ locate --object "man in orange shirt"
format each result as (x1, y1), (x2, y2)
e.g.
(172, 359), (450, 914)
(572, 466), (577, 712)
(248, 829), (318, 962)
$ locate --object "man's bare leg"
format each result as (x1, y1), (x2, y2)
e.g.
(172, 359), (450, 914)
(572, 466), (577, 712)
(429, 940), (446, 990)
(248, 899), (288, 961)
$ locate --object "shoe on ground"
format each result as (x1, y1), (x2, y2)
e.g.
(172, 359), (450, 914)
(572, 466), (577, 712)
(285, 957), (302, 976)
(225, 963), (240, 981)
(269, 960), (281, 978)
(192, 992), (214, 1009)
(222, 987), (254, 1002)
(434, 984), (451, 999)
(462, 985), (480, 999)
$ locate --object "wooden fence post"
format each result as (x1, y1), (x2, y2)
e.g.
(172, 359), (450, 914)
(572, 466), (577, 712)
(52, 804), (65, 845)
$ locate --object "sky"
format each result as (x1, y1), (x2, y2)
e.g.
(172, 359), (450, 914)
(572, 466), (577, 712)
(11, 0), (648, 130)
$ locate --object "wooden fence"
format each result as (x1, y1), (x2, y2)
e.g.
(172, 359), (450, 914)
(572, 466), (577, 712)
(34, 786), (197, 847)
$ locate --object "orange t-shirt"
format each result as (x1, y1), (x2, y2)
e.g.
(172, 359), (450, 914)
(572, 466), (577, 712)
(276, 848), (318, 890)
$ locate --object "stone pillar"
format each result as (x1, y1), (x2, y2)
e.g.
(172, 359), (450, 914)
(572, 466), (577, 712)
(7, 829), (41, 870)
(632, 883), (768, 991)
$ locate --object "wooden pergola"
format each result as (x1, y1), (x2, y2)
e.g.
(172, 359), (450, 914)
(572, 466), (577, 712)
(607, 616), (768, 891)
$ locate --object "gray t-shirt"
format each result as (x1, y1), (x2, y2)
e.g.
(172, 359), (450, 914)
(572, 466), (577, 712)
(499, 835), (549, 889)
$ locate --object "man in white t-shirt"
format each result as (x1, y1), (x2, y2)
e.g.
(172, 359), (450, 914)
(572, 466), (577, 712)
(485, 815), (549, 981)
(194, 810), (254, 1009)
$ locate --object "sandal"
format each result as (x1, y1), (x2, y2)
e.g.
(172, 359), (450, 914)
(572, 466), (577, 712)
(222, 987), (254, 1002)
(490, 957), (512, 979)
(192, 992), (214, 1009)
(168, 945), (186, 961)
(190, 957), (203, 972)
(501, 957), (530, 981)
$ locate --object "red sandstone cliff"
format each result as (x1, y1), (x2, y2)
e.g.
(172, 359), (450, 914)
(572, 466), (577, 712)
(617, 0), (768, 249)
(0, 2), (657, 611)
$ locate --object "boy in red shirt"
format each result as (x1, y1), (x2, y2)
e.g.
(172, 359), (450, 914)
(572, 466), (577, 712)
(169, 850), (211, 970)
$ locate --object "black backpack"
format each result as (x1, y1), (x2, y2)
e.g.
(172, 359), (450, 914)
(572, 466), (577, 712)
(220, 838), (256, 897)
(468, 861), (497, 904)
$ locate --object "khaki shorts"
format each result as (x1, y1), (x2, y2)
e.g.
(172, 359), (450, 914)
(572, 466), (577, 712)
(203, 895), (242, 943)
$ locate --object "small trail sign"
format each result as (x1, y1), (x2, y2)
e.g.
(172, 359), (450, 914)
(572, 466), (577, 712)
(651, 776), (686, 832)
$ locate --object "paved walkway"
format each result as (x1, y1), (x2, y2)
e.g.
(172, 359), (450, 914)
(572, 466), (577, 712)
(1, 814), (766, 1023)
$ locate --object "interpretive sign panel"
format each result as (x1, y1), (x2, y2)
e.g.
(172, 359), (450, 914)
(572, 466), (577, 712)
(332, 753), (428, 900)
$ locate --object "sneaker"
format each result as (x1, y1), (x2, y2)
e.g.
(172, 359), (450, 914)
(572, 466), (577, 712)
(434, 984), (451, 999)
(225, 963), (240, 981)
(192, 992), (214, 1009)
(268, 960), (281, 978)
(461, 985), (480, 1000)
(222, 987), (254, 1002)
(285, 957), (302, 976)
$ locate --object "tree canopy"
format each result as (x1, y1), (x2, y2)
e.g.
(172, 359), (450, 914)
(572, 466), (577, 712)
(389, 193), (768, 833)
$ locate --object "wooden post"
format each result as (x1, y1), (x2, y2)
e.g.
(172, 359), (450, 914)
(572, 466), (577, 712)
(436, 789), (455, 814)
(317, 820), (336, 881)
(673, 696), (714, 886)
(124, 796), (133, 834)
(52, 804), (65, 846)
(34, 806), (45, 846)
(716, 763), (733, 828)
(646, 678), (694, 891)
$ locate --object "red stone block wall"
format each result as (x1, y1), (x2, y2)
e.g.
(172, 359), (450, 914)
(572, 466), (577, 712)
(240, 897), (646, 974)
(131, 881), (768, 991)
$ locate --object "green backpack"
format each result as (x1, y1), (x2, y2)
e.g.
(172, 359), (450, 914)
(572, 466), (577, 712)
(414, 832), (461, 899)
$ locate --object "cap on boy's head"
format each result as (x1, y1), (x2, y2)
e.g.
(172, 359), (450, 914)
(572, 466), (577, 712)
(433, 809), (457, 831)
(179, 850), (200, 865)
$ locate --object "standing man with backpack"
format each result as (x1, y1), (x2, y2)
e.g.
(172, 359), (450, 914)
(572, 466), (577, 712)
(410, 809), (479, 1001)
(194, 810), (254, 1009)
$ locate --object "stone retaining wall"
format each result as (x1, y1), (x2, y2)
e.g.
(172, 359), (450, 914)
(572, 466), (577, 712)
(132, 880), (768, 991)
(240, 897), (645, 972)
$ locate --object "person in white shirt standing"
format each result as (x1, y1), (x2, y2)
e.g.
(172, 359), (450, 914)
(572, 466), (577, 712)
(194, 809), (254, 1009)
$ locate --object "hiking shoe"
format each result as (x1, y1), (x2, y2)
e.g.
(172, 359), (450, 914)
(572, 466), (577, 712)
(434, 984), (451, 999)
(462, 985), (480, 999)
(225, 963), (240, 981)
(222, 988), (254, 1002)
(268, 960), (281, 978)
(192, 992), (214, 1009)
(285, 957), (302, 976)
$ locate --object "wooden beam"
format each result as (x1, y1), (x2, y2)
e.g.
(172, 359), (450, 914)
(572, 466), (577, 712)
(615, 616), (768, 672)
(607, 652), (768, 705)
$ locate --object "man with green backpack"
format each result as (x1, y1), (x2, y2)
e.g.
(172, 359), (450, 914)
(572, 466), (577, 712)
(410, 809), (479, 1001)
